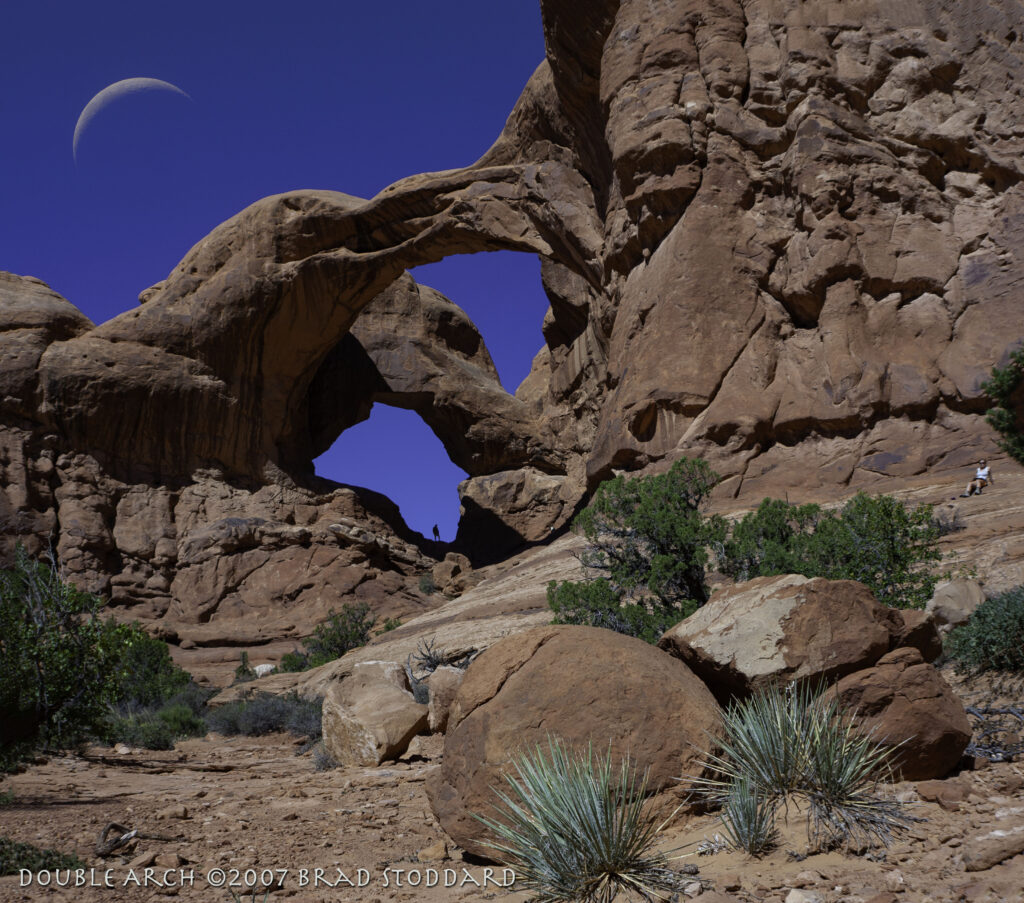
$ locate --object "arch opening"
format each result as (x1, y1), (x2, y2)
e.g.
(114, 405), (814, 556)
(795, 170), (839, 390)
(314, 404), (468, 541)
(408, 250), (550, 393)
(311, 249), (554, 545)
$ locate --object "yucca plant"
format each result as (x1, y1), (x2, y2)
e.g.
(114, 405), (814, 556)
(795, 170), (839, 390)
(693, 682), (918, 853)
(475, 738), (689, 903)
(718, 776), (778, 855)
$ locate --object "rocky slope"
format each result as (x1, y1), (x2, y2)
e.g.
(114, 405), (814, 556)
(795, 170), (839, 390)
(3, 0), (1024, 652)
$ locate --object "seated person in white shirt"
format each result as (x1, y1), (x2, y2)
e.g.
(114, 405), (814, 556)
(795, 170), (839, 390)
(961, 459), (993, 497)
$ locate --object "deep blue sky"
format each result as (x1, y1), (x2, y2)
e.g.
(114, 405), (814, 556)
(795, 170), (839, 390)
(1, 1), (550, 540)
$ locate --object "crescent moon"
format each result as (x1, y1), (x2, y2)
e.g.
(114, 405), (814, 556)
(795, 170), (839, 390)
(73, 77), (191, 163)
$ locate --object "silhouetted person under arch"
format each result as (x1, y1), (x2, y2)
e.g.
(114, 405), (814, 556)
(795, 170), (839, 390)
(432, 524), (440, 542)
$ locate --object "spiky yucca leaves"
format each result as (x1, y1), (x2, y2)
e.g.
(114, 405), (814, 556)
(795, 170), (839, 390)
(718, 776), (779, 855)
(476, 738), (689, 903)
(802, 708), (917, 849)
(694, 683), (918, 853)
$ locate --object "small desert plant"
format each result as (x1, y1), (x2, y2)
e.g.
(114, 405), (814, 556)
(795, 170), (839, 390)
(107, 702), (208, 750)
(206, 693), (322, 738)
(234, 651), (256, 683)
(404, 638), (474, 705)
(312, 742), (338, 772)
(982, 341), (1024, 464)
(282, 695), (324, 740)
(303, 603), (376, 667)
(475, 738), (690, 903)
(403, 658), (430, 705)
(946, 585), (1024, 674)
(277, 648), (310, 673)
(693, 683), (916, 853)
(413, 637), (446, 673)
(718, 776), (778, 856)
(418, 574), (437, 595)
(0, 836), (86, 876)
(547, 578), (683, 644)
(412, 636), (468, 674)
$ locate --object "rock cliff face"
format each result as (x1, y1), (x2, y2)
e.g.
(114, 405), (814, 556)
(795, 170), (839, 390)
(3, 0), (1023, 652)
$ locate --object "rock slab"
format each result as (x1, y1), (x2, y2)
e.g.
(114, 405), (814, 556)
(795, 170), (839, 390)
(321, 662), (428, 766)
(659, 575), (912, 704)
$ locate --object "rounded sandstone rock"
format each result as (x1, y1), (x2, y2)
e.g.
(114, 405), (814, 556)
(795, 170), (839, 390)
(427, 624), (723, 859)
(827, 647), (971, 781)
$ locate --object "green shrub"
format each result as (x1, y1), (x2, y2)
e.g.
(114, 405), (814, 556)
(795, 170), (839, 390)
(694, 683), (916, 852)
(304, 603), (376, 667)
(574, 457), (725, 608)
(0, 546), (111, 769)
(719, 776), (778, 856)
(206, 693), (322, 738)
(982, 343), (1024, 465)
(547, 578), (682, 644)
(0, 836), (86, 876)
(719, 498), (823, 582)
(418, 574), (437, 595)
(946, 586), (1024, 673)
(234, 651), (256, 683)
(312, 742), (338, 772)
(278, 649), (310, 673)
(101, 620), (191, 708)
(475, 738), (690, 902)
(547, 458), (726, 643)
(106, 698), (210, 751)
(271, 606), (379, 674)
(720, 493), (946, 609)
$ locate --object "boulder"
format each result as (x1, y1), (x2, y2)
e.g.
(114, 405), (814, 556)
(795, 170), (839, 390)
(658, 575), (909, 705)
(431, 553), (480, 597)
(321, 661), (428, 766)
(826, 647), (971, 781)
(963, 822), (1024, 872)
(427, 625), (723, 859)
(891, 608), (943, 663)
(926, 579), (986, 634)
(425, 665), (465, 734)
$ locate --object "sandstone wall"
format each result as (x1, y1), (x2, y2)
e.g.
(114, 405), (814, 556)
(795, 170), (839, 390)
(3, 0), (1023, 650)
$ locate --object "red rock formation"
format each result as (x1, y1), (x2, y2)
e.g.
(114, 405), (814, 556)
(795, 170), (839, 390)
(3, 0), (1023, 657)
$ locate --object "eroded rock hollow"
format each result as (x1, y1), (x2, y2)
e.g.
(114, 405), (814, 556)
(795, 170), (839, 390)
(3, 0), (1022, 660)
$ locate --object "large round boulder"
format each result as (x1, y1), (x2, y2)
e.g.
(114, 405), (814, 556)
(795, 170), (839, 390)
(426, 625), (723, 859)
(658, 574), (931, 705)
(826, 647), (972, 780)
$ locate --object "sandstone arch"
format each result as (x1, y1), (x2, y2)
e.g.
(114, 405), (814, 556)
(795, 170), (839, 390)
(5, 0), (1024, 661)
